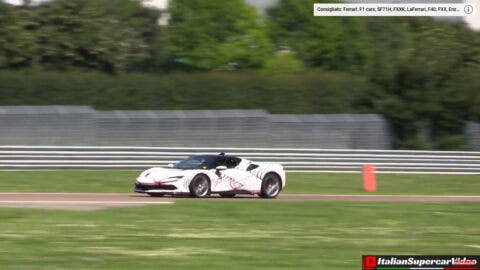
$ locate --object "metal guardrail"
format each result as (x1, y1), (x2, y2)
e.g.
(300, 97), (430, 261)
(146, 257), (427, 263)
(1, 146), (480, 174)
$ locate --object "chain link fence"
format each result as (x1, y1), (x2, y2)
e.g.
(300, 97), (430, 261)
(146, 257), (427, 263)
(0, 106), (393, 149)
(466, 122), (480, 151)
(1, 106), (479, 150)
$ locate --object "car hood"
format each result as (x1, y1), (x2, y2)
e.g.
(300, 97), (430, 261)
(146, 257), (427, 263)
(137, 167), (186, 184)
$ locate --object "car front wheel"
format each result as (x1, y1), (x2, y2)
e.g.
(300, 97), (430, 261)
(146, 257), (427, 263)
(260, 173), (282, 199)
(189, 174), (210, 198)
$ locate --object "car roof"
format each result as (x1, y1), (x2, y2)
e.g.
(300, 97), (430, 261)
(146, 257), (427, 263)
(192, 154), (240, 159)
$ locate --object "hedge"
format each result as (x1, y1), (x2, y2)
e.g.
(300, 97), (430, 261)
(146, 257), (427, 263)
(0, 70), (374, 113)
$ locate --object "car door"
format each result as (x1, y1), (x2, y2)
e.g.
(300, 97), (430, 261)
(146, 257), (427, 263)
(217, 157), (262, 193)
(209, 156), (231, 192)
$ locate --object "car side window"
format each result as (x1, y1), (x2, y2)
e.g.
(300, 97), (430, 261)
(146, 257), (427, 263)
(215, 157), (228, 168)
(226, 157), (241, 168)
(246, 163), (259, 171)
(215, 156), (241, 169)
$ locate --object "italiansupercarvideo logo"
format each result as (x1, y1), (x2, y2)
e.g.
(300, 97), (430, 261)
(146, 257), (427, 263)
(362, 256), (377, 269)
(362, 255), (480, 270)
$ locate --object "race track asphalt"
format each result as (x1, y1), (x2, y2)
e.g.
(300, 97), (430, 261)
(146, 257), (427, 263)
(0, 193), (479, 210)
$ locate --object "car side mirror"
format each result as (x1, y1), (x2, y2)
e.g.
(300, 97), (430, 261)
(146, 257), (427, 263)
(167, 163), (174, 168)
(215, 165), (227, 171)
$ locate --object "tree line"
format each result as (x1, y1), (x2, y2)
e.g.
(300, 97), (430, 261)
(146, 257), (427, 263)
(0, 0), (479, 149)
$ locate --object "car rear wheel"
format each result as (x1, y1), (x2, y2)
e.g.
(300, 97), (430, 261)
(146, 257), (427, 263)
(189, 174), (210, 198)
(260, 173), (281, 199)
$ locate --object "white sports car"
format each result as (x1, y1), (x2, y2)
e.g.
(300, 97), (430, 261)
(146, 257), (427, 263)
(134, 153), (286, 198)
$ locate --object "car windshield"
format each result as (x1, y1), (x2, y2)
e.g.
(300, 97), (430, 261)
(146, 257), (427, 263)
(174, 155), (217, 170)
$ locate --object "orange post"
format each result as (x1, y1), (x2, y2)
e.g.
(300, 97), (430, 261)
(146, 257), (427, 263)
(363, 164), (376, 192)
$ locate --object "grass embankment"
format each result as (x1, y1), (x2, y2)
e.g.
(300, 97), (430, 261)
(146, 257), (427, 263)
(0, 200), (480, 269)
(0, 171), (478, 269)
(0, 201), (479, 270)
(0, 170), (478, 195)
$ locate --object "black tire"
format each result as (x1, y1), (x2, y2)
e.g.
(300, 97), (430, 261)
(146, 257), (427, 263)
(189, 174), (210, 198)
(219, 192), (236, 198)
(147, 193), (164, 197)
(260, 173), (282, 199)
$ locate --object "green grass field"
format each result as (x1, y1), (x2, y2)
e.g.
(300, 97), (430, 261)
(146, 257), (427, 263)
(1, 201), (479, 270)
(0, 170), (478, 194)
(0, 170), (478, 270)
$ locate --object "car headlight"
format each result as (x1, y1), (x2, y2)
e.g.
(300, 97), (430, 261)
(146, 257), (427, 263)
(139, 172), (150, 178)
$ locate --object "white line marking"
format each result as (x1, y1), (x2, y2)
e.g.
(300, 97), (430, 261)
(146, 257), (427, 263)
(289, 170), (480, 174)
(0, 201), (173, 204)
(374, 171), (480, 175)
(0, 192), (131, 195)
(284, 194), (480, 198)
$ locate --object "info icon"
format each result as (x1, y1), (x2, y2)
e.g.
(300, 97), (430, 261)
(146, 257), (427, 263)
(362, 255), (377, 270)
(464, 4), (474, 14)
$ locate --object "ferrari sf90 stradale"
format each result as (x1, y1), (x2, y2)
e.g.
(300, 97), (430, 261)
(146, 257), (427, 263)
(134, 154), (286, 198)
